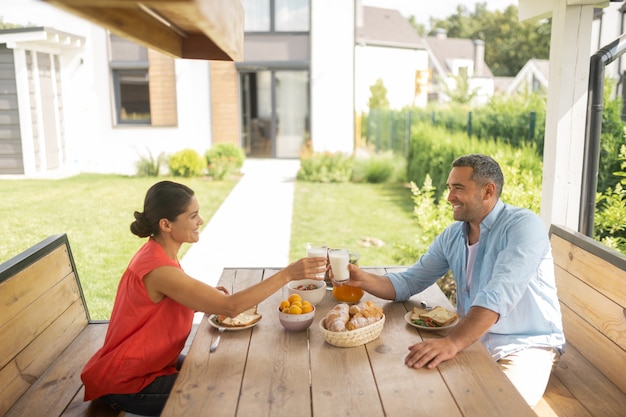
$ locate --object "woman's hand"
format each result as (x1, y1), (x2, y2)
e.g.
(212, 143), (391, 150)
(216, 285), (230, 295)
(283, 257), (327, 281)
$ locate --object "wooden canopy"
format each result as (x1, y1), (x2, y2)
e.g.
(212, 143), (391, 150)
(43, 0), (243, 61)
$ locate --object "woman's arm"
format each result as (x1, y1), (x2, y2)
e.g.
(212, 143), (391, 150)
(144, 256), (327, 317)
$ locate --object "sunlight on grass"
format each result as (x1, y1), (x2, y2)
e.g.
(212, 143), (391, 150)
(0, 175), (238, 319)
(290, 182), (421, 266)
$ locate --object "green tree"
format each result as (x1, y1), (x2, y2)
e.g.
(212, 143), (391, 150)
(438, 69), (479, 105)
(368, 78), (390, 110)
(426, 3), (551, 77)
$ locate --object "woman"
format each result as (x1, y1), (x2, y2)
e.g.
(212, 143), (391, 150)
(81, 181), (326, 415)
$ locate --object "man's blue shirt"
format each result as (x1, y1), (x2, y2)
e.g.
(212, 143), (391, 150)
(386, 200), (565, 359)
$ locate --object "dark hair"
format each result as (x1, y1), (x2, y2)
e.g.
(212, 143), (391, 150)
(452, 154), (504, 197)
(130, 181), (195, 238)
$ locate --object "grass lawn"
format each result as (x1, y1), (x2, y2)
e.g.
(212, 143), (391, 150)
(290, 182), (420, 265)
(1, 174), (238, 319)
(2, 175), (422, 319)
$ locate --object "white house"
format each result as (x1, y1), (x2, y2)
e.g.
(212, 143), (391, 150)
(354, 6), (428, 112)
(0, 0), (357, 176)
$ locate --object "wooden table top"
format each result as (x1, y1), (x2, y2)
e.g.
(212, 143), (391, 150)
(162, 267), (535, 417)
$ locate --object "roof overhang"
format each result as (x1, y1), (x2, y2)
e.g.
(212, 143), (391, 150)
(0, 27), (84, 54)
(519, 0), (610, 21)
(42, 0), (244, 61)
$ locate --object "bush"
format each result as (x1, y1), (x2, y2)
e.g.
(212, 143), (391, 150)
(168, 149), (205, 177)
(351, 151), (405, 183)
(135, 150), (166, 177)
(297, 152), (353, 183)
(205, 143), (246, 180)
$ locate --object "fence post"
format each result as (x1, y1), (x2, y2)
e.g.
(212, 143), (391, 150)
(467, 111), (473, 137)
(528, 111), (536, 142)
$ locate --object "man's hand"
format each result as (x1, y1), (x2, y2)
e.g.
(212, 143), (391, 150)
(405, 338), (460, 369)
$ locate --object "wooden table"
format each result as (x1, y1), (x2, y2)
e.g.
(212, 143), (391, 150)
(162, 267), (536, 417)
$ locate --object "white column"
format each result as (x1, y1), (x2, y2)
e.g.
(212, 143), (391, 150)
(540, 2), (594, 230)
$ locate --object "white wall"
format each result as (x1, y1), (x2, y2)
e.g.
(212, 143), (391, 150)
(310, 0), (355, 154)
(354, 45), (428, 112)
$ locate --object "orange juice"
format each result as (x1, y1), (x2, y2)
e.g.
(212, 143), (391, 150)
(332, 252), (363, 302)
(332, 284), (364, 303)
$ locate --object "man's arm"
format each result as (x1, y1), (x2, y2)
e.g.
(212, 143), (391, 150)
(405, 306), (499, 369)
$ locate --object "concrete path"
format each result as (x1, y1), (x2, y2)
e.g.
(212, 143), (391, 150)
(180, 158), (301, 323)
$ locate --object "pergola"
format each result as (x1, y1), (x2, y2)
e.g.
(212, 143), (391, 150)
(43, 0), (610, 233)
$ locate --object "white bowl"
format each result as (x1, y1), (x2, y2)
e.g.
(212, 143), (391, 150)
(278, 306), (316, 332)
(287, 279), (326, 305)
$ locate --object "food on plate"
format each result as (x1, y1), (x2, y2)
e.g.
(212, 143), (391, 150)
(214, 307), (262, 328)
(323, 301), (383, 332)
(279, 294), (314, 314)
(411, 305), (458, 327)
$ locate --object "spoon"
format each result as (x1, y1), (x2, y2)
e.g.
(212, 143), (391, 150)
(210, 326), (224, 352)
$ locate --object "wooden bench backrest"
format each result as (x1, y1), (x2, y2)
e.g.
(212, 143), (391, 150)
(0, 234), (90, 415)
(549, 225), (626, 394)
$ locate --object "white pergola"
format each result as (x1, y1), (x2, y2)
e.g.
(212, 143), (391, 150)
(519, 0), (612, 230)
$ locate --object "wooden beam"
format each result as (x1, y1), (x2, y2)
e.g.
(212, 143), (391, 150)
(43, 0), (243, 61)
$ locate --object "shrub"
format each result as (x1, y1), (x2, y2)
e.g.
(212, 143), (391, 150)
(205, 143), (246, 180)
(135, 150), (166, 177)
(168, 149), (205, 177)
(297, 152), (353, 183)
(351, 151), (405, 183)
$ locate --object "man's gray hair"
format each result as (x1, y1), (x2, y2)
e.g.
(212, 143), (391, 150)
(452, 154), (504, 197)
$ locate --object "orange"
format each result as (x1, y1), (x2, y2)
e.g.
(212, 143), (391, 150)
(287, 294), (302, 303)
(288, 304), (303, 314)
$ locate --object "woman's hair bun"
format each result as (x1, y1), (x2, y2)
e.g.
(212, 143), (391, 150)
(130, 211), (152, 237)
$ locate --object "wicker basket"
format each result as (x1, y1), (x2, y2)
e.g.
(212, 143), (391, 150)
(319, 315), (385, 348)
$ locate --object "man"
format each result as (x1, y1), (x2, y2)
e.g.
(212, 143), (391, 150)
(347, 154), (565, 407)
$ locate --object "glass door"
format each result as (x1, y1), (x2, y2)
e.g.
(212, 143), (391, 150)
(240, 69), (309, 158)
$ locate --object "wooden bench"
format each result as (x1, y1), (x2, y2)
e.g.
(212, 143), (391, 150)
(534, 224), (626, 417)
(0, 234), (125, 417)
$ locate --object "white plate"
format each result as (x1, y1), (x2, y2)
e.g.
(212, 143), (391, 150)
(207, 314), (261, 331)
(404, 311), (459, 331)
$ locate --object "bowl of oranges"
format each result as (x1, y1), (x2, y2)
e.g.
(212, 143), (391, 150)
(278, 293), (316, 332)
(286, 279), (326, 305)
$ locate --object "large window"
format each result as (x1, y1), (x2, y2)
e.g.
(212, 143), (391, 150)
(242, 0), (309, 32)
(109, 34), (177, 126)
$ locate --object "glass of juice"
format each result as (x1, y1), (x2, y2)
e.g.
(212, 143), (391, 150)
(332, 252), (364, 303)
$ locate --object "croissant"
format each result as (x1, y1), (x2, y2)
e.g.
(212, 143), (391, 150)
(324, 303), (350, 332)
(346, 313), (380, 330)
(349, 301), (383, 319)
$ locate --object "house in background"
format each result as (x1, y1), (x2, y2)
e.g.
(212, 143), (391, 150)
(0, 0), (356, 176)
(425, 29), (494, 106)
(506, 58), (550, 96)
(354, 6), (428, 112)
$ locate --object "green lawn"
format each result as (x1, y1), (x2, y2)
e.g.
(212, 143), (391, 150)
(290, 182), (420, 265)
(2, 175), (421, 319)
(1, 175), (238, 319)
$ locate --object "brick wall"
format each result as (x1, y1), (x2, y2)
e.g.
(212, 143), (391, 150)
(148, 49), (177, 127)
(210, 61), (239, 145)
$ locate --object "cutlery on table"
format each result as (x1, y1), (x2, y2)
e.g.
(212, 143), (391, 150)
(210, 326), (224, 352)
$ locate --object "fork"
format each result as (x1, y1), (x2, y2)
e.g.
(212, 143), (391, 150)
(210, 326), (224, 352)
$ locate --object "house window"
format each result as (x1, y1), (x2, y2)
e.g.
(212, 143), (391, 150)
(242, 0), (309, 32)
(112, 69), (150, 124)
(109, 34), (177, 126)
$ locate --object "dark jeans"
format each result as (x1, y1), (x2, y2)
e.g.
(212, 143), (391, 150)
(99, 355), (184, 416)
